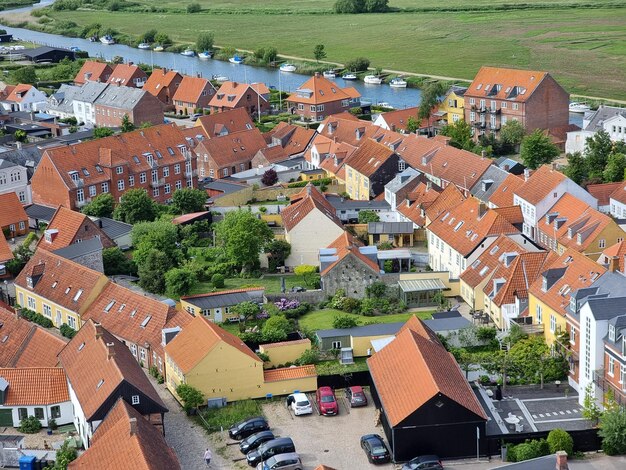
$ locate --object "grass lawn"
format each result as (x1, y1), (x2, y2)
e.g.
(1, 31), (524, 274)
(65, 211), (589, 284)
(315, 357), (369, 376)
(17, 2), (626, 99)
(186, 274), (309, 297)
(298, 309), (435, 331)
(196, 399), (263, 433)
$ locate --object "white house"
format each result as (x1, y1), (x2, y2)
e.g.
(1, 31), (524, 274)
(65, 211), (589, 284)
(0, 159), (30, 204)
(71, 81), (108, 127)
(565, 106), (626, 154)
(1, 85), (48, 113)
(0, 368), (73, 428)
(610, 184), (626, 219)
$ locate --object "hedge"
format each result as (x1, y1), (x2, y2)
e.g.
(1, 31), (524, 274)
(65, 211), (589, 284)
(19, 308), (54, 328)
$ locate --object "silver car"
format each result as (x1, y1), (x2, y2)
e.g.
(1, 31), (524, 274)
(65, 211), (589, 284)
(256, 452), (302, 470)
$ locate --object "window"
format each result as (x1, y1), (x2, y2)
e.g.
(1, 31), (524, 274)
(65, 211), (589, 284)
(89, 185), (96, 197)
(129, 175), (135, 187)
(175, 180), (182, 190)
(51, 406), (61, 419)
(621, 365), (626, 386)
(18, 408), (27, 421)
(140, 172), (147, 184)
(571, 327), (576, 345)
(27, 296), (36, 310)
(140, 348), (147, 361)
(512, 103), (519, 110)
(331, 341), (341, 349)
(101, 182), (109, 193)
(310, 105), (316, 112)
(153, 187), (160, 197)
(76, 189), (84, 203)
(599, 239), (606, 249)
(18, 191), (25, 202)
(609, 325), (616, 341)
(117, 180), (125, 191)
(165, 183), (171, 194)
(316, 105), (324, 112)
(131, 395), (140, 405)
(163, 166), (170, 178)
(68, 316), (76, 329)
(152, 169), (158, 183)
(34, 408), (44, 420)
(131, 344), (137, 356)
(609, 356), (615, 376)
(536, 304), (542, 323)
(550, 314), (556, 333)
(116, 166), (123, 174)
(187, 179), (192, 188)
(223, 168), (229, 177)
(43, 304), (51, 317)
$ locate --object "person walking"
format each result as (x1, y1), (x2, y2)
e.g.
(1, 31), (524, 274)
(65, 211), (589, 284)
(204, 448), (212, 467)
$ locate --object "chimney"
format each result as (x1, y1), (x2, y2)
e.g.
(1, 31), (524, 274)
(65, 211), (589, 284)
(608, 256), (619, 273)
(233, 82), (238, 88)
(551, 162), (558, 171)
(16, 141), (22, 150)
(481, 149), (486, 159)
(524, 168), (531, 181)
(30, 111), (35, 121)
(555, 451), (568, 470)
(478, 202), (487, 218)
(426, 181), (432, 191)
(106, 342), (116, 360)
(129, 417), (138, 436)
(98, 219), (103, 228)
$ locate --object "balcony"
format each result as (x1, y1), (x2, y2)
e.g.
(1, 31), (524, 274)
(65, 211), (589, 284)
(75, 197), (91, 208)
(182, 148), (193, 161)
(489, 107), (501, 115)
(149, 178), (165, 188)
(148, 160), (158, 169)
(509, 317), (544, 335)
(71, 177), (84, 188)
(185, 169), (197, 178)
(472, 121), (482, 128)
(593, 369), (626, 406)
(489, 124), (501, 131)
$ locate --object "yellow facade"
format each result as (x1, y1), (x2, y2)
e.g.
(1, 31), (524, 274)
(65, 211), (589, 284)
(259, 339), (311, 368)
(351, 335), (390, 357)
(439, 90), (465, 125)
(299, 170), (326, 181)
(528, 293), (565, 345)
(180, 299), (240, 323)
(556, 224), (626, 258)
(345, 165), (370, 201)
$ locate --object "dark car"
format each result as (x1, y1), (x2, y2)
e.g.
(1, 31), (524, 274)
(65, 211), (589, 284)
(345, 385), (368, 407)
(316, 386), (338, 416)
(401, 455), (443, 470)
(360, 434), (390, 464)
(239, 430), (276, 455)
(228, 417), (269, 440)
(246, 437), (295, 467)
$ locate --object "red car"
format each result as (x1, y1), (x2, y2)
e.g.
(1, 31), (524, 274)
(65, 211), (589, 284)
(316, 386), (338, 416)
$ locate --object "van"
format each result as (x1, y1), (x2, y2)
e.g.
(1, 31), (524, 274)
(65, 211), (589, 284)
(246, 437), (296, 467)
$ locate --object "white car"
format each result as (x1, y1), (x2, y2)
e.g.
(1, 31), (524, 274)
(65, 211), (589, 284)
(287, 393), (312, 416)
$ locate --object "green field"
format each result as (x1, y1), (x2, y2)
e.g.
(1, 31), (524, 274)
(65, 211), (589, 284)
(6, 0), (626, 99)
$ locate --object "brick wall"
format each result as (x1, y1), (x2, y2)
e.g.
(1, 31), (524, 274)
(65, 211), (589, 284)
(31, 154), (73, 208)
(289, 99), (351, 121)
(525, 75), (570, 132)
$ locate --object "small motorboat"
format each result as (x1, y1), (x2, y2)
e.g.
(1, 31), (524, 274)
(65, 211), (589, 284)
(569, 102), (591, 113)
(279, 63), (296, 72)
(389, 77), (407, 88)
(198, 50), (213, 60)
(138, 43), (151, 50)
(212, 75), (229, 83)
(100, 35), (115, 45)
(181, 48), (195, 57)
(342, 73), (357, 80)
(364, 75), (383, 85)
(153, 45), (164, 52)
(323, 70), (336, 79)
(229, 55), (244, 64)
(378, 102), (394, 109)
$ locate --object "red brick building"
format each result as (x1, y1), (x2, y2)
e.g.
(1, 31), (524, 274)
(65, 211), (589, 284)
(193, 107), (255, 138)
(107, 63), (148, 88)
(30, 124), (198, 210)
(209, 81), (271, 118)
(172, 76), (216, 115)
(74, 61), (113, 85)
(0, 192), (28, 237)
(287, 73), (361, 122)
(464, 66), (569, 141)
(94, 85), (163, 128)
(143, 68), (183, 109)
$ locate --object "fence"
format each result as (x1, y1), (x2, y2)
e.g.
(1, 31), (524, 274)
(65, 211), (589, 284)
(317, 370), (372, 389)
(266, 290), (327, 305)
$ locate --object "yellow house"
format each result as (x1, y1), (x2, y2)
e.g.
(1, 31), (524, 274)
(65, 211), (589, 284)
(165, 316), (316, 402)
(299, 169), (326, 181)
(344, 138), (398, 201)
(258, 339), (311, 368)
(14, 249), (108, 329)
(438, 86), (467, 125)
(180, 288), (265, 323)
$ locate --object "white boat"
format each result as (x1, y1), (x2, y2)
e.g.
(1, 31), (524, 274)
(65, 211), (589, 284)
(212, 75), (229, 83)
(378, 102), (394, 109)
(138, 43), (151, 50)
(342, 73), (357, 80)
(569, 102), (591, 113)
(229, 55), (244, 64)
(198, 50), (212, 60)
(364, 75), (383, 85)
(389, 77), (407, 88)
(323, 70), (336, 79)
(100, 35), (115, 45)
(181, 48), (195, 57)
(153, 45), (164, 52)
(280, 63), (296, 72)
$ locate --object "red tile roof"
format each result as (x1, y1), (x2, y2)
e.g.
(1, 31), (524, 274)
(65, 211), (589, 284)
(194, 107), (255, 138)
(487, 251), (550, 307)
(587, 182), (622, 207)
(425, 183), (466, 223)
(320, 231), (380, 276)
(397, 182), (442, 227)
(263, 365), (317, 382)
(466, 66), (549, 103)
(107, 64), (147, 87)
(5, 84), (33, 103)
(287, 75), (360, 105)
(0, 367), (69, 405)
(316, 116), (398, 148)
(344, 138), (396, 178)
(488, 173), (525, 208)
(377, 106), (439, 132)
(143, 68), (182, 96)
(598, 241), (626, 273)
(171, 211), (210, 225)
(281, 184), (343, 232)
(210, 81), (269, 109)
(493, 205), (524, 226)
(195, 128), (267, 169)
(399, 315), (440, 343)
(0, 231), (12, 262)
(514, 165), (567, 205)
(610, 183), (626, 206)
(181, 287), (265, 301)
(69, 397), (180, 470)
(266, 122), (315, 157)
(0, 192), (28, 229)
(172, 76), (215, 104)
(74, 61), (112, 85)
(367, 325), (487, 427)
(36, 206), (115, 251)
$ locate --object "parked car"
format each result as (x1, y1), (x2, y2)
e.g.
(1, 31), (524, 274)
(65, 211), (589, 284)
(345, 385), (368, 407)
(401, 455), (443, 470)
(229, 417), (269, 440)
(190, 112), (203, 121)
(255, 452), (302, 470)
(286, 392), (312, 416)
(316, 386), (338, 416)
(247, 437), (296, 467)
(240, 430), (276, 455)
(360, 434), (391, 464)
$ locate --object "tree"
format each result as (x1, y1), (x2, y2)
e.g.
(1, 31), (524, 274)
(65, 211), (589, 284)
(196, 32), (214, 51)
(154, 32), (172, 46)
(265, 239), (291, 271)
(563, 151), (587, 185)
(165, 267), (197, 298)
(603, 152), (626, 183)
(113, 188), (157, 224)
(171, 188), (207, 214)
(499, 120), (525, 149)
(547, 429), (574, 456)
(262, 315), (291, 342)
(364, 0), (388, 12)
(358, 210), (380, 224)
(51, 440), (78, 469)
(261, 168), (278, 186)
(262, 47), (278, 63)
(10, 66), (37, 85)
(211, 273), (225, 288)
(186, 2), (201, 13)
(175, 384), (204, 413)
(294, 264), (318, 288)
(81, 192), (114, 218)
(365, 281), (386, 298)
(582, 383), (602, 426)
(232, 300), (260, 324)
(333, 314), (358, 329)
(585, 130), (613, 179)
(439, 120), (473, 151)
(599, 407), (626, 455)
(520, 130), (560, 169)
(102, 247), (137, 276)
(344, 57), (370, 72)
(132, 220), (181, 267)
(93, 127), (114, 139)
(334, 0), (364, 13)
(137, 249), (171, 294)
(313, 44), (326, 62)
(508, 336), (551, 388)
(406, 116), (419, 134)
(121, 114), (135, 133)
(418, 81), (447, 121)
(214, 210), (273, 274)
(14, 130), (27, 143)
(141, 28), (158, 43)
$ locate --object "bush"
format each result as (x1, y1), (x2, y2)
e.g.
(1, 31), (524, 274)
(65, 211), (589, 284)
(332, 314), (358, 329)
(547, 429), (574, 456)
(60, 324), (77, 339)
(599, 407), (626, 455)
(507, 439), (549, 462)
(296, 348), (320, 365)
(176, 384), (204, 413)
(256, 352), (270, 362)
(186, 2), (201, 13)
(19, 416), (42, 434)
(211, 273), (225, 288)
(19, 309), (54, 328)
(344, 57), (370, 72)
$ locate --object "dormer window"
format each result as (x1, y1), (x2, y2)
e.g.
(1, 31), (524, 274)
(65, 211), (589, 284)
(26, 277), (33, 288)
(609, 324), (615, 341)
(542, 276), (548, 292)
(69, 171), (79, 182)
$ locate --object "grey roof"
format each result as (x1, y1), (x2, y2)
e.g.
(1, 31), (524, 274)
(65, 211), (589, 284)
(571, 271), (626, 318)
(398, 278), (446, 293)
(431, 310), (462, 320)
(583, 105), (626, 132)
(368, 222), (413, 234)
(0, 146), (42, 169)
(586, 296), (626, 321)
(205, 180), (248, 194)
(89, 216), (132, 240)
(326, 195), (390, 211)
(24, 203), (57, 222)
(0, 158), (19, 169)
(47, 83), (80, 115)
(383, 168), (420, 194)
(470, 165), (509, 202)
(423, 316), (471, 332)
(183, 289), (264, 309)
(493, 455), (557, 470)
(50, 129), (97, 144)
(316, 322), (404, 339)
(22, 46), (73, 59)
(447, 85), (468, 97)
(94, 85), (147, 110)
(73, 81), (108, 104)
(52, 237), (103, 261)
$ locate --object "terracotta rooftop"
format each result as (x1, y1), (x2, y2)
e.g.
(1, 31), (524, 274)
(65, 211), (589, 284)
(344, 138), (396, 178)
(598, 241), (626, 274)
(194, 107), (255, 138)
(586, 182), (622, 207)
(265, 122), (315, 157)
(287, 74), (360, 105)
(195, 128), (267, 169)
(171, 211), (210, 225)
(5, 84), (33, 103)
(172, 76), (215, 104)
(609, 183), (626, 206)
(107, 64), (147, 87)
(263, 364), (317, 382)
(0, 367), (69, 405)
(493, 205), (524, 226)
(181, 287), (264, 301)
(316, 116), (397, 148)
(210, 81), (269, 109)
(487, 251), (550, 307)
(0, 192), (28, 229)
(142, 68), (182, 97)
(0, 231), (12, 262)
(466, 66), (549, 103)
(488, 173), (525, 208)
(424, 183), (466, 223)
(398, 315), (440, 343)
(165, 315), (261, 375)
(281, 184), (343, 232)
(259, 338), (311, 349)
(320, 231), (380, 276)
(378, 106), (439, 132)
(36, 206), (115, 251)
(74, 61), (112, 85)
(69, 397), (180, 470)
(514, 165), (567, 205)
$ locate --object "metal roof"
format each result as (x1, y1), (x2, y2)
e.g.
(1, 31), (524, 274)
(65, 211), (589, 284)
(423, 316), (471, 332)
(52, 237), (103, 262)
(368, 222), (414, 234)
(25, 203), (57, 222)
(326, 195), (390, 211)
(377, 249), (412, 260)
(316, 322), (405, 339)
(398, 278), (446, 293)
(470, 165), (509, 201)
(95, 85), (147, 110)
(91, 217), (132, 240)
(183, 290), (263, 309)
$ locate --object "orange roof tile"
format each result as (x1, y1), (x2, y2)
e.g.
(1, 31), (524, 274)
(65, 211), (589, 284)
(171, 211), (210, 225)
(281, 184), (343, 232)
(142, 69), (182, 96)
(609, 183), (626, 206)
(194, 107), (255, 137)
(316, 116), (400, 148)
(182, 287), (265, 301)
(69, 398), (180, 470)
(367, 326), (487, 427)
(172, 76), (215, 104)
(344, 138), (396, 178)
(466, 66), (549, 103)
(493, 205), (524, 226)
(424, 183), (466, 223)
(397, 182), (442, 227)
(0, 231), (13, 263)
(487, 251), (550, 307)
(587, 182), (622, 207)
(260, 338), (311, 350)
(320, 231), (380, 276)
(377, 106), (439, 132)
(5, 84), (33, 103)
(107, 64), (147, 87)
(488, 173), (525, 208)
(210, 81), (268, 109)
(598, 241), (626, 273)
(398, 315), (440, 343)
(36, 206), (115, 251)
(0, 192), (28, 229)
(263, 365), (317, 382)
(0, 367), (69, 405)
(165, 315), (261, 374)
(287, 75), (360, 105)
(195, 128), (267, 169)
(514, 165), (567, 205)
(266, 123), (314, 157)
(74, 61), (112, 85)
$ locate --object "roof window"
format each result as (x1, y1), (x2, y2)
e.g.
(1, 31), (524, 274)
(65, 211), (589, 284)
(104, 300), (116, 312)
(73, 289), (83, 302)
(140, 315), (152, 328)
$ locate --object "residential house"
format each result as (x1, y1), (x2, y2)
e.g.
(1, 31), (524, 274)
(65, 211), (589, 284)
(396, 181), (443, 231)
(58, 320), (168, 448)
(51, 237), (105, 273)
(344, 138), (400, 200)
(314, 116), (392, 149)
(566, 106), (626, 154)
(164, 315), (317, 402)
(469, 165), (510, 205)
(536, 193), (624, 257)
(439, 85), (467, 125)
(325, 195), (393, 224)
(142, 68), (183, 109)
(47, 84), (81, 120)
(317, 322), (407, 358)
(0, 158), (31, 204)
(513, 165), (597, 240)
(14, 249), (108, 329)
(367, 317), (487, 460)
(258, 339), (311, 369)
(94, 85), (164, 127)
(194, 128), (267, 179)
(107, 64), (148, 88)
(373, 106), (436, 134)
(0, 85), (47, 112)
(252, 122), (315, 168)
(180, 287), (265, 323)
(597, 241), (626, 276)
(71, 81), (108, 127)
(172, 76), (216, 115)
(88, 216), (133, 250)
(74, 61), (113, 85)
(302, 133), (357, 181)
(487, 173), (524, 209)
(383, 167), (422, 214)
(427, 198), (519, 279)
(464, 66), (569, 141)
(31, 123), (197, 210)
(287, 73), (361, 121)
(194, 107), (255, 138)
(586, 182), (622, 214)
(0, 232), (12, 277)
(0, 192), (29, 237)
(423, 183), (466, 225)
(281, 184), (344, 267)
(209, 81), (270, 118)
(609, 184), (626, 219)
(495, 156), (525, 176)
(368, 221), (415, 247)
(69, 397), (180, 469)
(0, 368), (72, 427)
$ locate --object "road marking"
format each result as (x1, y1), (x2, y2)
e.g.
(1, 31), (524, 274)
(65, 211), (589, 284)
(516, 399), (538, 432)
(534, 417), (586, 423)
(522, 397), (578, 402)
(559, 411), (566, 415)
(539, 414), (544, 418)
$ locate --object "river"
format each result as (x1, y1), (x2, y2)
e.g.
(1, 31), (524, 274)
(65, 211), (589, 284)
(1, 2), (583, 125)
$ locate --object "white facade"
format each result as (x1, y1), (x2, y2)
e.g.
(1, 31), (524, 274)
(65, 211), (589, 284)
(284, 211), (344, 267)
(73, 99), (97, 127)
(603, 114), (626, 144)
(0, 160), (31, 204)
(427, 231), (497, 280)
(565, 130), (595, 155)
(610, 194), (626, 220)
(67, 379), (102, 449)
(577, 302), (606, 407)
(1, 87), (48, 113)
(0, 400), (73, 428)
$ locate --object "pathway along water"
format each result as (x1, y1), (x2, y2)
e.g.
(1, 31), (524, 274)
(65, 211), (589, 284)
(0, 2), (583, 125)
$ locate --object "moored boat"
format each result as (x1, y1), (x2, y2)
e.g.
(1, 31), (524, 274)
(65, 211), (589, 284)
(364, 75), (383, 85)
(280, 63), (297, 72)
(100, 35), (115, 45)
(198, 50), (213, 60)
(569, 102), (591, 113)
(389, 77), (407, 88)
(323, 70), (336, 79)
(342, 73), (357, 80)
(138, 43), (151, 50)
(229, 55), (244, 64)
(181, 48), (195, 57)
(153, 45), (164, 52)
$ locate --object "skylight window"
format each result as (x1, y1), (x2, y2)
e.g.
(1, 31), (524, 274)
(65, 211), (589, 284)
(82, 168), (90, 176)
(453, 221), (464, 232)
(490, 245), (500, 255)
(167, 147), (175, 156)
(73, 289), (83, 302)
(118, 304), (126, 312)
(64, 287), (71, 295)
(52, 281), (58, 288)
(140, 315), (152, 328)
(130, 309), (137, 318)
(104, 300), (116, 312)
(95, 165), (103, 173)
(480, 266), (489, 276)
(78, 342), (85, 351)
(132, 156), (140, 164)
(471, 259), (481, 269)
(96, 379), (104, 389)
